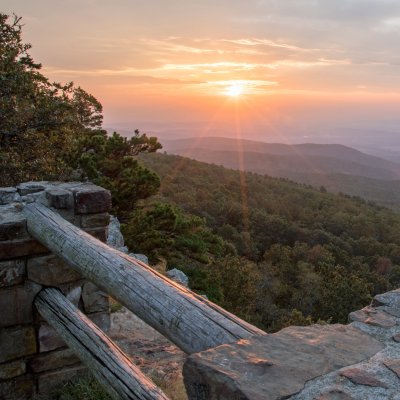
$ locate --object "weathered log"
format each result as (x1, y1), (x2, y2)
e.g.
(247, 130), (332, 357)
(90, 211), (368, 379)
(24, 202), (265, 354)
(35, 288), (169, 400)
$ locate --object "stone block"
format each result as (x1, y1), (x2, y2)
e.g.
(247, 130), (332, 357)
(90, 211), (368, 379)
(80, 212), (110, 228)
(52, 208), (81, 226)
(0, 326), (36, 363)
(0, 238), (49, 261)
(0, 360), (26, 380)
(82, 282), (109, 313)
(349, 306), (397, 328)
(0, 205), (28, 241)
(0, 375), (34, 400)
(0, 187), (20, 205)
(73, 184), (112, 214)
(63, 283), (83, 307)
(17, 181), (47, 196)
(183, 324), (384, 400)
(0, 259), (25, 287)
(45, 188), (74, 209)
(36, 365), (87, 396)
(83, 227), (108, 242)
(27, 254), (81, 285)
(38, 324), (66, 352)
(89, 312), (111, 332)
(29, 348), (80, 373)
(0, 281), (41, 327)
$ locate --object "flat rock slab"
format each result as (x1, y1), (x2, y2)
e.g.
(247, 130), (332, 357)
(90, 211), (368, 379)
(349, 306), (397, 328)
(184, 324), (384, 400)
(383, 359), (400, 379)
(372, 289), (400, 308)
(315, 390), (355, 400)
(340, 368), (388, 388)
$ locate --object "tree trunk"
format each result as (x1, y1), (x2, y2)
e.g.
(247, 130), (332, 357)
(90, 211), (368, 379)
(24, 202), (265, 354)
(35, 288), (169, 400)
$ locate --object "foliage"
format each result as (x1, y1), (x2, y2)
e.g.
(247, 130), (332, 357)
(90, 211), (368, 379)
(122, 201), (233, 265)
(0, 14), (99, 184)
(140, 152), (400, 330)
(69, 129), (161, 218)
(42, 373), (111, 400)
(0, 13), (161, 210)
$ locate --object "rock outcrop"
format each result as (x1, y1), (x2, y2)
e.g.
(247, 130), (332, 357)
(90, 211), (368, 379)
(184, 289), (400, 400)
(167, 268), (189, 287)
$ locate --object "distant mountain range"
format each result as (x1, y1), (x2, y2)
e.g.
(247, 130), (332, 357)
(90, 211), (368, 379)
(162, 137), (400, 211)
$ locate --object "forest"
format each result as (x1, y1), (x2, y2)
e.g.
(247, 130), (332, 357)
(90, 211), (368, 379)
(137, 153), (400, 330)
(2, 12), (400, 333)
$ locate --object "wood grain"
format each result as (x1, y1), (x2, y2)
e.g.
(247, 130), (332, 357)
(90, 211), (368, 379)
(35, 288), (169, 400)
(25, 202), (265, 354)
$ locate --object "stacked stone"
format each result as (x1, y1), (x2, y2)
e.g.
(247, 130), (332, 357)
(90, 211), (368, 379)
(0, 181), (112, 399)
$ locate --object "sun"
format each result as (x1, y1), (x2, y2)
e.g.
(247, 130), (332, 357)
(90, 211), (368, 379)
(225, 82), (244, 97)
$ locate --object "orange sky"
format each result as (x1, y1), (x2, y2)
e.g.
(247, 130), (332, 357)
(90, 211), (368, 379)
(3, 1), (400, 146)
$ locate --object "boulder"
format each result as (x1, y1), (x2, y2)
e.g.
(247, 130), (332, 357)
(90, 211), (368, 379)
(107, 215), (125, 249)
(0, 187), (20, 205)
(130, 253), (149, 265)
(167, 268), (189, 287)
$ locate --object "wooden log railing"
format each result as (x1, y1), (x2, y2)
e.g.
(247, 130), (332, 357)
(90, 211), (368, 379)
(24, 202), (265, 355)
(35, 288), (169, 400)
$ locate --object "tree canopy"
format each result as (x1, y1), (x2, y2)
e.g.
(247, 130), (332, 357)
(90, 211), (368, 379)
(0, 13), (161, 214)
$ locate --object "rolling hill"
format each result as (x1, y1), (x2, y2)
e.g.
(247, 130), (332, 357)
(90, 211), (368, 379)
(162, 137), (400, 210)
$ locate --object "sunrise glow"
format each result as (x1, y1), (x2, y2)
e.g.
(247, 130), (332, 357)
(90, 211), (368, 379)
(3, 0), (400, 144)
(225, 82), (244, 97)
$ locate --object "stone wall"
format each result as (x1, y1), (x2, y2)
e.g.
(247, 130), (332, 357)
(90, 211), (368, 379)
(0, 181), (112, 399)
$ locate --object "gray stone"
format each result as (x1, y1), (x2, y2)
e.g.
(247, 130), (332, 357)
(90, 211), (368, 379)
(65, 284), (83, 307)
(340, 368), (388, 388)
(45, 188), (74, 209)
(38, 324), (66, 352)
(376, 305), (400, 318)
(167, 268), (189, 287)
(349, 306), (397, 328)
(0, 359), (26, 380)
(0, 281), (41, 327)
(37, 365), (87, 395)
(52, 208), (81, 225)
(89, 312), (111, 332)
(81, 212), (110, 228)
(0, 326), (36, 363)
(0, 375), (34, 400)
(0, 187), (20, 205)
(17, 181), (47, 196)
(383, 359), (400, 379)
(0, 238), (49, 261)
(27, 254), (81, 285)
(131, 253), (149, 264)
(315, 390), (355, 400)
(0, 259), (25, 287)
(372, 289), (400, 308)
(29, 348), (80, 373)
(184, 324), (384, 400)
(393, 333), (400, 342)
(83, 227), (108, 242)
(82, 281), (109, 313)
(72, 184), (112, 214)
(0, 204), (28, 241)
(107, 215), (125, 248)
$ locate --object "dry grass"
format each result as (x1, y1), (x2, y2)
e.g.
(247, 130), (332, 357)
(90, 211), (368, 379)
(152, 375), (188, 400)
(37, 371), (188, 400)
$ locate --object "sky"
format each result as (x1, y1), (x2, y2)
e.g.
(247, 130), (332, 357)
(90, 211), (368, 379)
(2, 0), (400, 151)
